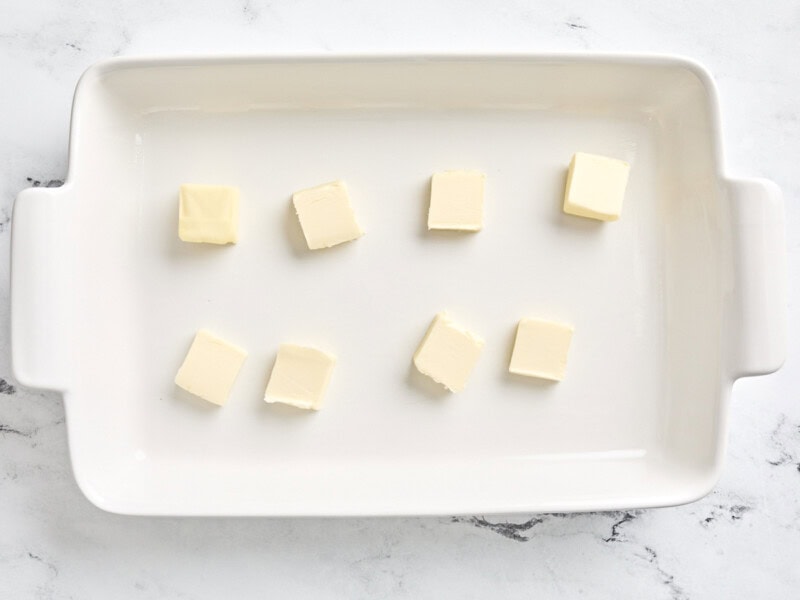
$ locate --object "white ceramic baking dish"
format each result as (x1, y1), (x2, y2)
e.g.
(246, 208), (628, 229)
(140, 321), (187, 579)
(11, 55), (786, 516)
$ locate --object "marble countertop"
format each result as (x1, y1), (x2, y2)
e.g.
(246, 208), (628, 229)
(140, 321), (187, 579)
(1, 1), (798, 597)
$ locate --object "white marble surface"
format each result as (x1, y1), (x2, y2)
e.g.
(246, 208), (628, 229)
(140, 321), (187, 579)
(1, 0), (798, 597)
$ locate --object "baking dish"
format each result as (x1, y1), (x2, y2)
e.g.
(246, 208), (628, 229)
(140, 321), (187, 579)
(11, 55), (786, 515)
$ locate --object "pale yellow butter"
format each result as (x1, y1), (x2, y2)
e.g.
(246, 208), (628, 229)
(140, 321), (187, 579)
(509, 318), (574, 381)
(174, 330), (247, 406)
(292, 181), (363, 250)
(428, 170), (485, 231)
(264, 344), (336, 410)
(178, 184), (239, 244)
(413, 313), (484, 392)
(563, 153), (630, 221)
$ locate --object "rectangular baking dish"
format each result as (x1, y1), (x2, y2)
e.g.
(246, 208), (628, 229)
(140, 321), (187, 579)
(11, 55), (786, 515)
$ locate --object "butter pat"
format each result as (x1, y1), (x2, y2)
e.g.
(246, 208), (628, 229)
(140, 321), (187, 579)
(428, 171), (485, 231)
(179, 184), (239, 244)
(293, 181), (363, 250)
(509, 318), (574, 381)
(563, 153), (630, 221)
(174, 330), (247, 406)
(265, 344), (336, 410)
(413, 313), (484, 392)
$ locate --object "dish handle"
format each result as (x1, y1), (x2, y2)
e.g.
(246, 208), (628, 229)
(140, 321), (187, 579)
(725, 177), (787, 380)
(11, 184), (74, 392)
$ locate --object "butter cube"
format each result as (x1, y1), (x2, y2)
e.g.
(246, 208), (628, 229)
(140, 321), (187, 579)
(428, 171), (485, 231)
(413, 313), (484, 392)
(178, 184), (239, 244)
(563, 153), (630, 221)
(509, 318), (574, 381)
(174, 330), (247, 406)
(265, 344), (336, 410)
(292, 181), (363, 250)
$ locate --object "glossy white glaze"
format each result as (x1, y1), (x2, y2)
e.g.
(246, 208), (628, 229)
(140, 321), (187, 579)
(14, 54), (777, 515)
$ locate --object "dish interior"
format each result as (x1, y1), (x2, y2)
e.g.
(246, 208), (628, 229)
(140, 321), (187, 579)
(63, 58), (726, 513)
